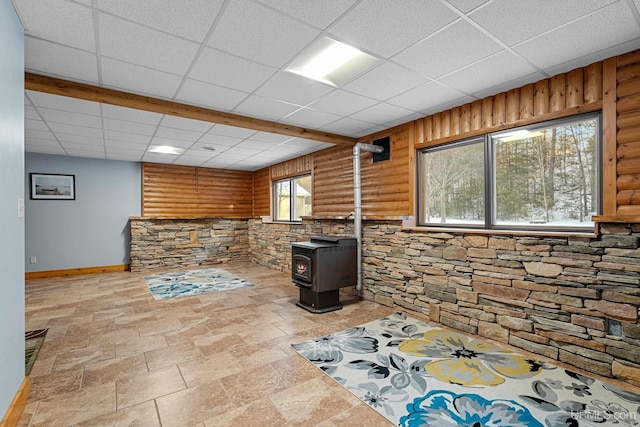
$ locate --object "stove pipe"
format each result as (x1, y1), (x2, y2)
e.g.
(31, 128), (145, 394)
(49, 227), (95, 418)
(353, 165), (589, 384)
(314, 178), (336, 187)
(353, 142), (384, 291)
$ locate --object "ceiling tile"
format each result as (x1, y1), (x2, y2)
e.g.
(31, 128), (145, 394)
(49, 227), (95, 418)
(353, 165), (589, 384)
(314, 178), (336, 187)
(235, 140), (281, 149)
(101, 57), (183, 99)
(201, 158), (236, 168)
(471, 0), (618, 46)
(255, 71), (334, 106)
(102, 104), (163, 125)
(249, 132), (294, 143)
(103, 130), (152, 145)
(207, 0), (320, 68)
(158, 115), (213, 133)
(233, 95), (300, 121)
(282, 108), (342, 129)
(49, 122), (104, 139)
(56, 134), (104, 145)
(26, 129), (57, 141)
(197, 134), (243, 146)
(208, 124), (257, 139)
(24, 105), (39, 120)
(175, 79), (248, 111)
(255, 0), (358, 29)
(25, 119), (49, 131)
(309, 90), (378, 116)
(106, 152), (143, 161)
(25, 144), (66, 155)
(174, 158), (208, 167)
(25, 37), (99, 84)
(16, 0), (95, 51)
(349, 102), (417, 124)
(99, 13), (200, 75)
(438, 51), (541, 95)
(154, 126), (204, 142)
(394, 20), (503, 79)
(103, 118), (157, 136)
(321, 117), (378, 135)
(27, 91), (101, 115)
(513, 2), (640, 71)
(38, 108), (103, 128)
(189, 48), (276, 93)
(142, 152), (180, 163)
(223, 146), (262, 156)
(96, 0), (224, 42)
(329, 0), (458, 58)
(387, 82), (468, 112)
(105, 139), (148, 149)
(59, 142), (105, 152)
(343, 62), (428, 101)
(444, 0), (491, 13)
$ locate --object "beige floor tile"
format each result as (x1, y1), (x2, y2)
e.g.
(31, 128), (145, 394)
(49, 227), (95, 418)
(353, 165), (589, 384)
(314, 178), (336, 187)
(32, 382), (116, 426)
(76, 400), (160, 427)
(269, 377), (354, 426)
(116, 366), (186, 409)
(144, 341), (203, 371)
(155, 381), (232, 427)
(203, 398), (290, 427)
(82, 353), (148, 388)
(24, 264), (400, 427)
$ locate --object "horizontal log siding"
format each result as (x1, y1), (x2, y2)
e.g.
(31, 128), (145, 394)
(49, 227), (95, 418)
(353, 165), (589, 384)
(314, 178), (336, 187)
(313, 125), (411, 217)
(417, 62), (603, 147)
(142, 163), (253, 217)
(617, 50), (640, 216)
(270, 154), (312, 180)
(252, 167), (270, 218)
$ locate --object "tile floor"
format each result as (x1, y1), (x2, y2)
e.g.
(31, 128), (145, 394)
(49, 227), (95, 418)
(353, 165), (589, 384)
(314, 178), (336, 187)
(20, 263), (396, 426)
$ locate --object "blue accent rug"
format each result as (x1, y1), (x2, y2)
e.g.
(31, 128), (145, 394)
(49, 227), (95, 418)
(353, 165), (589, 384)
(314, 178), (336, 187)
(143, 268), (254, 300)
(292, 312), (640, 426)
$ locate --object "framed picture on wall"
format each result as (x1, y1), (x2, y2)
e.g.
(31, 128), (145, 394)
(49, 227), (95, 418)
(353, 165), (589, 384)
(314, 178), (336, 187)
(30, 173), (75, 200)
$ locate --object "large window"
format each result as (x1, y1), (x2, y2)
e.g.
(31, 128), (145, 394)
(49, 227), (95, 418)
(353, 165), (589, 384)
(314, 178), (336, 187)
(419, 113), (600, 231)
(274, 175), (312, 221)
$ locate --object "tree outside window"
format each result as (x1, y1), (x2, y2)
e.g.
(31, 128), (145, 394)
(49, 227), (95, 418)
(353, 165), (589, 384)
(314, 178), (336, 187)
(419, 113), (600, 231)
(274, 175), (312, 221)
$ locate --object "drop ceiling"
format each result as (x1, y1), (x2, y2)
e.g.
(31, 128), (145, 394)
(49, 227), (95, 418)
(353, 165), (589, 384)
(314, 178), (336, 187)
(13, 0), (640, 171)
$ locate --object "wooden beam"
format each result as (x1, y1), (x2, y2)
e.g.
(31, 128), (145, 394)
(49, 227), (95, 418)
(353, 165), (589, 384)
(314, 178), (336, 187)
(25, 73), (356, 147)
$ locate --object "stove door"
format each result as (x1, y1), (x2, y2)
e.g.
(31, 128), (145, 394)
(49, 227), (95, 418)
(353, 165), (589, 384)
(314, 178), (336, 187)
(292, 254), (312, 285)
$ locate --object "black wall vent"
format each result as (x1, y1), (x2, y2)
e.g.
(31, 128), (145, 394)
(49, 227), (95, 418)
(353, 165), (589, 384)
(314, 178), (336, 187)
(373, 137), (390, 163)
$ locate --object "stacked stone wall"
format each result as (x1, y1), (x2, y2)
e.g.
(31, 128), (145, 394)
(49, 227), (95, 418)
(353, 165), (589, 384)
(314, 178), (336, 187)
(248, 218), (640, 388)
(130, 218), (249, 272)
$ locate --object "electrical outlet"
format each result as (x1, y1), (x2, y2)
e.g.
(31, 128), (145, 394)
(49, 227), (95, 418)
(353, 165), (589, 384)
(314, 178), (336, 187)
(30, 256), (36, 264)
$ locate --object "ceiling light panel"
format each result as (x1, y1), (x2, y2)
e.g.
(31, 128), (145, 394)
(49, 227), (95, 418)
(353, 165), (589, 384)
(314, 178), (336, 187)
(286, 37), (379, 86)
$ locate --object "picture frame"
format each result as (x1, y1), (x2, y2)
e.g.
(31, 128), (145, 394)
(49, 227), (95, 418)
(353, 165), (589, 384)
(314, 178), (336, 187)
(30, 173), (76, 200)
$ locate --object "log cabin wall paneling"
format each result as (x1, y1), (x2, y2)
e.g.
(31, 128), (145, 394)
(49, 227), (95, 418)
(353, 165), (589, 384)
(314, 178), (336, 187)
(252, 167), (270, 218)
(615, 50), (640, 216)
(270, 154), (313, 180)
(313, 125), (412, 217)
(142, 162), (253, 217)
(417, 62), (603, 148)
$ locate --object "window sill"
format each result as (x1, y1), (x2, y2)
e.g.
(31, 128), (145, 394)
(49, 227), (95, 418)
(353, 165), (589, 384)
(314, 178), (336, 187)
(401, 225), (597, 238)
(259, 216), (302, 225)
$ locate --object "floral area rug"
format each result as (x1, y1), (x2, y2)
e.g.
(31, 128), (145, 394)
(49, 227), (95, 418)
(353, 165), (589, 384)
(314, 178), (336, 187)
(292, 312), (640, 426)
(25, 328), (48, 375)
(143, 268), (254, 300)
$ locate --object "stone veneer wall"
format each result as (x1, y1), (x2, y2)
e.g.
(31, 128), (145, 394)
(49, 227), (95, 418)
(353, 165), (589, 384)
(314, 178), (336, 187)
(248, 218), (640, 388)
(130, 217), (249, 272)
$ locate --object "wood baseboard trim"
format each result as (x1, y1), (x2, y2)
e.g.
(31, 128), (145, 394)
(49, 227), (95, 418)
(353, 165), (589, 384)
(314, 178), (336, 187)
(25, 264), (130, 280)
(1, 377), (30, 427)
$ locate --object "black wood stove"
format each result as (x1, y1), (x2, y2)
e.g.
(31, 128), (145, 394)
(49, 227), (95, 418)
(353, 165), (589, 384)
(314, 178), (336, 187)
(291, 235), (357, 313)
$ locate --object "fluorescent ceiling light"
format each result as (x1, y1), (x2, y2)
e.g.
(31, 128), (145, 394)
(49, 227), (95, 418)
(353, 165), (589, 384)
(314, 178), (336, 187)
(148, 145), (184, 155)
(286, 37), (379, 86)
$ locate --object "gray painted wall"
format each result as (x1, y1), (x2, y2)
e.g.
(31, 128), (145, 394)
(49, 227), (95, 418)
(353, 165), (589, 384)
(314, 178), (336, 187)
(0, 0), (24, 416)
(25, 153), (142, 272)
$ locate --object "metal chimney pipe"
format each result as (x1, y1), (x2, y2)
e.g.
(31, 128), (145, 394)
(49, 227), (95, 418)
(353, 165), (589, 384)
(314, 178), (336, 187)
(353, 142), (383, 291)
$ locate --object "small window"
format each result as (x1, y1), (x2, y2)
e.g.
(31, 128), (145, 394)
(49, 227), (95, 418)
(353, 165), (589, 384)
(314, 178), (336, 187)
(274, 175), (312, 221)
(418, 112), (601, 231)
